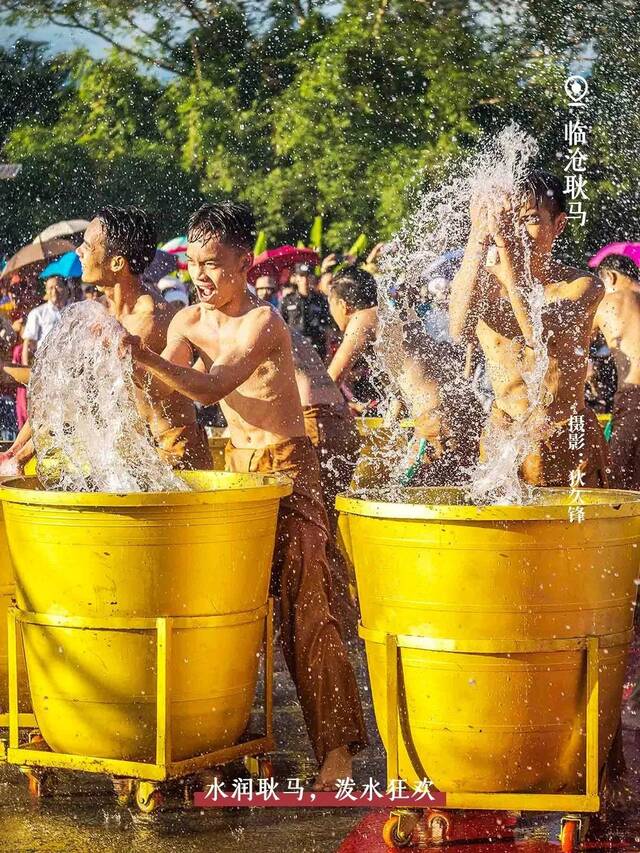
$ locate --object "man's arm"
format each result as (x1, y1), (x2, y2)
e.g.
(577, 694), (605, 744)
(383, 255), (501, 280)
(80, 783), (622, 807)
(130, 307), (281, 406)
(327, 313), (375, 387)
(21, 309), (39, 366)
(132, 315), (199, 401)
(449, 200), (491, 342)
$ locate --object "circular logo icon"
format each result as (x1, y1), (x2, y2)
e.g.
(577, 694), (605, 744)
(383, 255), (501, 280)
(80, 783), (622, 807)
(565, 75), (589, 102)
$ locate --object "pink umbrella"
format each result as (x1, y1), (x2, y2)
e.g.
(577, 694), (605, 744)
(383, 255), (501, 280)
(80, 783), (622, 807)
(160, 236), (188, 270)
(588, 242), (640, 269)
(248, 246), (320, 285)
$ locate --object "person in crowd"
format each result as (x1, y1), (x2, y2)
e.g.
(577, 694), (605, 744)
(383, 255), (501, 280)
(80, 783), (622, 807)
(449, 170), (608, 487)
(592, 254), (640, 489)
(289, 262), (332, 359)
(81, 283), (101, 301)
(10, 316), (27, 429)
(5, 207), (212, 471)
(255, 274), (280, 308)
(327, 267), (380, 414)
(279, 277), (305, 336)
(22, 275), (70, 366)
(120, 201), (367, 789)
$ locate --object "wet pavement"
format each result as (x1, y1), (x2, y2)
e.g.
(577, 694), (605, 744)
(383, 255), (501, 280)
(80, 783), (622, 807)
(2, 627), (640, 851)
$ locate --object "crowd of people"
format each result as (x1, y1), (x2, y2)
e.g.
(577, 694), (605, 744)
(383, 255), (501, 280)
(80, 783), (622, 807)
(0, 172), (639, 787)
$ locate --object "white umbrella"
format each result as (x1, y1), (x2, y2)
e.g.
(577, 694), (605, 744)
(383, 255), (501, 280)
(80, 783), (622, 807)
(33, 219), (90, 244)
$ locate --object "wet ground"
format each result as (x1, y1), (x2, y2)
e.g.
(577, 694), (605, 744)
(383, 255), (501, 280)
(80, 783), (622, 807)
(2, 629), (640, 852)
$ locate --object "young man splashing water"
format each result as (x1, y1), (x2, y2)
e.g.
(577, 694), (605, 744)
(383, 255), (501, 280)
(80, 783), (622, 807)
(5, 207), (212, 471)
(449, 171), (608, 488)
(122, 201), (367, 789)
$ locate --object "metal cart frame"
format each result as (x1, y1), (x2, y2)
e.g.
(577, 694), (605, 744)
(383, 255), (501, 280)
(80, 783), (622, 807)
(360, 624), (605, 849)
(5, 599), (275, 809)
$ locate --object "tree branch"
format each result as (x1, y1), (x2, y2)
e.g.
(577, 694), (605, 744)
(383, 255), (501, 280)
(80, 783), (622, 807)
(179, 0), (210, 28)
(44, 12), (180, 74)
(122, 11), (177, 55)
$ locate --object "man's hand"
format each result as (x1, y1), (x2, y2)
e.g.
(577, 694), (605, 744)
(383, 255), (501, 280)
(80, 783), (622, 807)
(487, 194), (517, 248)
(469, 194), (491, 245)
(119, 332), (147, 362)
(321, 253), (338, 274)
(366, 243), (385, 267)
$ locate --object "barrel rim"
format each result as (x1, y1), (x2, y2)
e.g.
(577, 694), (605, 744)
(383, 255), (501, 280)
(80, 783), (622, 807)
(336, 486), (640, 521)
(0, 470), (293, 507)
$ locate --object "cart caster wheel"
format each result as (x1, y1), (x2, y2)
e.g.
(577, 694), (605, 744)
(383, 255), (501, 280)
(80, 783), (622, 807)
(244, 755), (273, 779)
(135, 781), (164, 814)
(382, 814), (417, 849)
(113, 778), (135, 807)
(20, 767), (52, 799)
(427, 812), (449, 844)
(560, 818), (578, 853)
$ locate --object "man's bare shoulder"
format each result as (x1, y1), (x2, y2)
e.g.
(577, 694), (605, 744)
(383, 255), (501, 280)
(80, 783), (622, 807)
(169, 304), (201, 329)
(547, 266), (604, 305)
(238, 303), (287, 336)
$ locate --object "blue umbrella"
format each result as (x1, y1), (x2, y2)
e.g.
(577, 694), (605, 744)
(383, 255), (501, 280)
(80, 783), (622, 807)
(39, 251), (81, 279)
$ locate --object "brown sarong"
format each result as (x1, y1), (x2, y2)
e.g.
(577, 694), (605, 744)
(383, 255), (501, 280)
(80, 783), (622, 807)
(302, 403), (361, 535)
(155, 423), (213, 471)
(480, 406), (609, 488)
(609, 385), (640, 490)
(303, 403), (361, 632)
(225, 435), (367, 763)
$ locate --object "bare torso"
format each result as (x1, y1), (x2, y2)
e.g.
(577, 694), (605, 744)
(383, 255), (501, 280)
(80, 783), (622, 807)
(476, 264), (602, 424)
(290, 330), (344, 407)
(594, 280), (640, 388)
(169, 299), (305, 448)
(107, 289), (197, 436)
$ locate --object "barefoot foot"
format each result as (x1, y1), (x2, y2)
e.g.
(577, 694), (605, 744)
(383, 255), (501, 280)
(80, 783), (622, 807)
(312, 746), (353, 791)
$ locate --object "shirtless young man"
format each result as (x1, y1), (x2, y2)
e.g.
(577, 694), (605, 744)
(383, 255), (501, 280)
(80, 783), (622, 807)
(449, 171), (608, 487)
(592, 254), (640, 489)
(4, 207), (212, 471)
(291, 329), (360, 536)
(327, 267), (380, 414)
(122, 202), (367, 788)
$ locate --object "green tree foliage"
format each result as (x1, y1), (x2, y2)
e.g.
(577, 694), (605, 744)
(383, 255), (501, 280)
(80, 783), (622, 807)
(0, 1), (638, 257)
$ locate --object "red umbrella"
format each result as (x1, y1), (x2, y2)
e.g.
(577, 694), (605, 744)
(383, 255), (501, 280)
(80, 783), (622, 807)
(248, 246), (319, 285)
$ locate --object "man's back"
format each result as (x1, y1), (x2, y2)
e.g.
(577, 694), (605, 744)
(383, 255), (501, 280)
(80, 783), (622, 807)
(595, 280), (640, 387)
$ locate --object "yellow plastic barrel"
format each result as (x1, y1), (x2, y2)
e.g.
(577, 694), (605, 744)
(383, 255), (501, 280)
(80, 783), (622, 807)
(0, 450), (30, 717)
(0, 471), (291, 762)
(337, 487), (640, 793)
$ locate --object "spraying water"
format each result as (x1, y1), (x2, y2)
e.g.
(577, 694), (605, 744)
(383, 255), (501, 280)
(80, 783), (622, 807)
(28, 301), (188, 493)
(373, 124), (550, 504)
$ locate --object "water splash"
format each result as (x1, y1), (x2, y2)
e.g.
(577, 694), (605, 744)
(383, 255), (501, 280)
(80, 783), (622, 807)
(28, 300), (188, 493)
(372, 124), (548, 504)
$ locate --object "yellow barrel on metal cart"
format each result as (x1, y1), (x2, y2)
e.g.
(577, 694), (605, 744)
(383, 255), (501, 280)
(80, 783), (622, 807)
(0, 471), (291, 762)
(0, 448), (31, 718)
(337, 486), (640, 793)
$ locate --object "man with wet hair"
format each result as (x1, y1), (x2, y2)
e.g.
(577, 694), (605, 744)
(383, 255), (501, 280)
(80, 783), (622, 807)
(449, 170), (608, 486)
(122, 201), (367, 789)
(592, 254), (640, 489)
(327, 267), (380, 412)
(5, 206), (212, 471)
